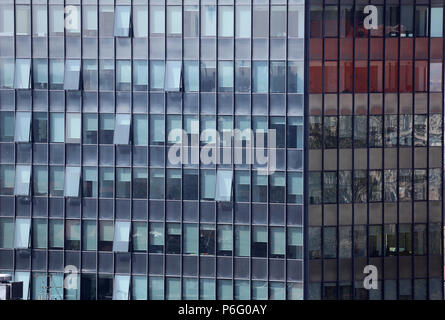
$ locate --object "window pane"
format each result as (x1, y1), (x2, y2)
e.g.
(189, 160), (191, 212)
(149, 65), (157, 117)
(16, 5), (31, 36)
(64, 166), (81, 197)
(150, 6), (165, 35)
(215, 170), (233, 201)
(149, 223), (164, 254)
(114, 114), (131, 145)
(15, 165), (31, 196)
(83, 220), (97, 251)
(133, 60), (148, 90)
(64, 60), (81, 90)
(431, 7), (443, 37)
(50, 113), (65, 143)
(201, 6), (216, 37)
(33, 59), (48, 89)
(236, 6), (251, 38)
(50, 167), (64, 197)
(99, 221), (114, 251)
(132, 276), (147, 300)
(14, 59), (31, 89)
(165, 61), (182, 91)
(150, 169), (164, 199)
(66, 113), (81, 143)
(113, 275), (130, 300)
(15, 112), (31, 143)
(116, 60), (132, 91)
(253, 62), (268, 93)
(235, 171), (250, 202)
(50, 60), (65, 89)
(218, 61), (234, 92)
(184, 224), (198, 255)
(219, 6), (234, 37)
(83, 167), (98, 198)
(133, 168), (148, 199)
(166, 223), (181, 254)
(270, 227), (285, 258)
(65, 220), (81, 250)
(0, 5), (14, 36)
(116, 168), (131, 198)
(252, 226), (267, 258)
(114, 6), (131, 37)
(100, 114), (114, 144)
(32, 219), (47, 249)
(167, 169), (181, 200)
(0, 59), (14, 88)
(235, 225), (250, 257)
(199, 224), (215, 255)
(49, 220), (64, 249)
(167, 6), (182, 35)
(99, 168), (114, 198)
(150, 61), (165, 90)
(132, 222), (147, 252)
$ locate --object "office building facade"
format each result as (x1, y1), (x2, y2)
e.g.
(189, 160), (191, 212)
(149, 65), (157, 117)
(0, 0), (305, 300)
(307, 0), (444, 299)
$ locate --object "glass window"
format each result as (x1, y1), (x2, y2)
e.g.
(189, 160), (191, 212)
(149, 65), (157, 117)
(200, 279), (215, 300)
(354, 116), (367, 147)
(369, 226), (382, 257)
(323, 172), (337, 204)
(64, 166), (81, 197)
(14, 59), (31, 89)
(64, 60), (81, 90)
(83, 167), (98, 198)
(99, 114), (114, 144)
(116, 60), (132, 91)
(32, 219), (47, 249)
(399, 224), (412, 255)
(235, 171), (250, 202)
(49, 275), (63, 300)
(133, 60), (148, 91)
(83, 60), (98, 91)
(200, 61), (216, 92)
(113, 221), (131, 252)
(384, 115), (398, 147)
(33, 59), (48, 89)
(0, 59), (14, 88)
(99, 167), (114, 198)
(183, 169), (198, 200)
(184, 61), (199, 92)
(133, 6), (148, 38)
(166, 278), (181, 300)
(415, 6), (429, 37)
(215, 170), (233, 202)
(253, 62), (268, 93)
(309, 116), (322, 149)
(354, 226), (367, 257)
(133, 168), (148, 199)
(369, 171), (382, 202)
(353, 170), (367, 203)
(270, 172), (285, 203)
(66, 113), (81, 143)
(431, 7), (443, 37)
(114, 6), (131, 37)
(252, 281), (268, 300)
(218, 280), (233, 300)
(271, 6), (286, 37)
(183, 278), (198, 300)
(33, 166), (47, 197)
(166, 223), (181, 254)
(183, 224), (198, 255)
(98, 274), (113, 300)
(324, 116), (338, 148)
(65, 5), (80, 34)
(99, 60), (114, 91)
(99, 221), (114, 251)
(165, 61), (182, 91)
(50, 60), (64, 90)
(235, 61), (250, 92)
(83, 5), (98, 37)
(252, 226), (267, 258)
(339, 171), (352, 204)
(0, 5), (14, 36)
(218, 61), (234, 92)
(414, 169), (427, 201)
(14, 165), (31, 196)
(0, 218), (14, 249)
(270, 61), (286, 93)
(83, 220), (97, 251)
(201, 170), (216, 201)
(217, 225), (232, 256)
(150, 6), (165, 35)
(83, 114), (98, 144)
(288, 227), (303, 259)
(199, 224), (215, 255)
(235, 225), (250, 257)
(288, 172), (303, 203)
(270, 227), (285, 258)
(113, 275), (130, 300)
(399, 169), (413, 201)
(33, 113), (48, 143)
(0, 112), (14, 142)
(253, 171), (267, 203)
(167, 6), (182, 36)
(150, 115), (165, 145)
(65, 220), (80, 250)
(429, 168), (442, 201)
(150, 169), (164, 199)
(133, 115), (148, 146)
(116, 168), (131, 199)
(184, 6), (199, 37)
(149, 277), (164, 300)
(308, 172), (322, 204)
(16, 5), (31, 36)
(235, 280), (250, 300)
(219, 6), (234, 37)
(287, 117), (303, 149)
(369, 116), (383, 147)
(288, 61), (304, 93)
(114, 114), (131, 145)
(236, 6), (251, 38)
(14, 218), (31, 249)
(132, 276), (147, 300)
(50, 113), (65, 143)
(201, 6), (216, 37)
(414, 115), (427, 146)
(50, 167), (64, 197)
(384, 170), (397, 202)
(324, 227), (337, 259)
(49, 219), (64, 249)
(149, 223), (164, 254)
(166, 169), (181, 200)
(15, 272), (31, 300)
(14, 112), (31, 143)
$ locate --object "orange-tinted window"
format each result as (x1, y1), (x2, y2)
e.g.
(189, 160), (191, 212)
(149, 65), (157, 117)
(415, 38), (429, 59)
(400, 61), (413, 92)
(370, 38), (384, 60)
(340, 61), (353, 93)
(430, 38), (443, 59)
(385, 38), (398, 60)
(369, 61), (383, 92)
(355, 38), (368, 60)
(385, 61), (398, 92)
(310, 38), (323, 60)
(324, 38), (338, 60)
(310, 61), (323, 93)
(415, 61), (428, 92)
(340, 38), (353, 60)
(400, 38), (414, 60)
(355, 61), (368, 93)
(324, 61), (338, 93)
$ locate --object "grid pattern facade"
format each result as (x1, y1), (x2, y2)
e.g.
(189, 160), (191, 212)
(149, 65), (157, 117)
(307, 0), (444, 300)
(0, 0), (305, 300)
